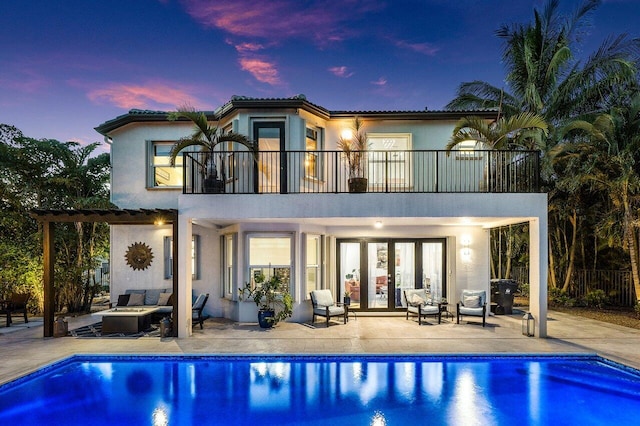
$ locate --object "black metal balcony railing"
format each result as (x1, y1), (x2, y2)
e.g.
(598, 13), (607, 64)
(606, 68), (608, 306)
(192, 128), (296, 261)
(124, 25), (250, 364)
(183, 150), (540, 194)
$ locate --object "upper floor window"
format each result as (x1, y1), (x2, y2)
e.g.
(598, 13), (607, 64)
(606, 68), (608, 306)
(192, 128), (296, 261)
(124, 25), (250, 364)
(454, 140), (485, 160)
(305, 127), (323, 180)
(367, 133), (412, 189)
(149, 141), (182, 188)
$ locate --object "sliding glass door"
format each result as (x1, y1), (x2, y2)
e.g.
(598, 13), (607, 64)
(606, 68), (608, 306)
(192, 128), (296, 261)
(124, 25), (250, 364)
(338, 238), (445, 311)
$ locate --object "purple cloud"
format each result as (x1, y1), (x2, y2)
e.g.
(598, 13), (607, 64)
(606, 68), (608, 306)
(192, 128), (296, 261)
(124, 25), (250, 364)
(239, 58), (281, 85)
(86, 80), (203, 109)
(394, 40), (440, 56)
(179, 0), (382, 44)
(329, 66), (354, 78)
(233, 41), (266, 53)
(371, 77), (387, 86)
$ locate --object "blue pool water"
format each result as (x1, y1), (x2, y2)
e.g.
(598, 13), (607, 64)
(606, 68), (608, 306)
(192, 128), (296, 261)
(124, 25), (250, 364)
(1, 354), (640, 425)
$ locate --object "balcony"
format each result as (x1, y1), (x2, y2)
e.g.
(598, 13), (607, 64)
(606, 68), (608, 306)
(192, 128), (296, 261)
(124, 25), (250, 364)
(183, 150), (540, 195)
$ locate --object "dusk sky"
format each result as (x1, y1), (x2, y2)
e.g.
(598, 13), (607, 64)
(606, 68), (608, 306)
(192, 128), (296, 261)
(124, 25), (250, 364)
(1, 0), (638, 151)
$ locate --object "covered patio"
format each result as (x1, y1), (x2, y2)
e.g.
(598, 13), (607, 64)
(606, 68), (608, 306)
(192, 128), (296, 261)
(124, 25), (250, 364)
(30, 208), (179, 338)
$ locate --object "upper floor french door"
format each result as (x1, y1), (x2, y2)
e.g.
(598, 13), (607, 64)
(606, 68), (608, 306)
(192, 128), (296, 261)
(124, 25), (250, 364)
(253, 122), (286, 194)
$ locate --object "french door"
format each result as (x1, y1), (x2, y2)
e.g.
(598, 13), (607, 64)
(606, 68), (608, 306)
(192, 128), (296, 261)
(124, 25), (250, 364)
(338, 238), (445, 311)
(253, 122), (286, 193)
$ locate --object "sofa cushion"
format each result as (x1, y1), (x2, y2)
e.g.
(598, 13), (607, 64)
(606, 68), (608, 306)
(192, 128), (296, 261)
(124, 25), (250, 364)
(116, 294), (130, 307)
(411, 293), (426, 306)
(127, 293), (145, 306)
(404, 289), (431, 307)
(145, 289), (163, 305)
(157, 292), (172, 306)
(311, 290), (334, 307)
(460, 289), (486, 306)
(463, 295), (481, 308)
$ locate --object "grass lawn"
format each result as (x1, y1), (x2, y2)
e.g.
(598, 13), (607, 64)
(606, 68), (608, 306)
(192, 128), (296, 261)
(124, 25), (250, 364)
(552, 306), (640, 330)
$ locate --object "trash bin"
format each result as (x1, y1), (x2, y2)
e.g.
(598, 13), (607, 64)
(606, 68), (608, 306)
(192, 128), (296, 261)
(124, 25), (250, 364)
(490, 279), (518, 315)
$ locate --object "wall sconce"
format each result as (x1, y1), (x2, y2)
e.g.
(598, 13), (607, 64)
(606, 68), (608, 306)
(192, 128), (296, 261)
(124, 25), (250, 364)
(522, 312), (535, 337)
(374, 221), (383, 229)
(460, 235), (471, 260)
(341, 128), (353, 140)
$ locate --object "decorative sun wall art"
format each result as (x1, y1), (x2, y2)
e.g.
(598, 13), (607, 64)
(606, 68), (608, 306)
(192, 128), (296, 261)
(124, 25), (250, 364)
(125, 242), (154, 270)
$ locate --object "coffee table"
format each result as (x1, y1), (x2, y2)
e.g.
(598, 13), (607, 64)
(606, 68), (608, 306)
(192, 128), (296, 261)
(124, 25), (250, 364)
(92, 307), (160, 334)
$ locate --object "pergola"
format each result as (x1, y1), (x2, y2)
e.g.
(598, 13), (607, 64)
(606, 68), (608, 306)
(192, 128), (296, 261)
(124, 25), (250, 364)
(30, 208), (178, 338)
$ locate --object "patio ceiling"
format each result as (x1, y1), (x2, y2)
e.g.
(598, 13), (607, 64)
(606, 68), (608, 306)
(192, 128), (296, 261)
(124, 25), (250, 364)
(193, 216), (532, 229)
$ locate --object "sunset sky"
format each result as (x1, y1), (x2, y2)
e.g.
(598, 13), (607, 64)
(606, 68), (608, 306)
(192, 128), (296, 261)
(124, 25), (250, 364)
(1, 0), (637, 149)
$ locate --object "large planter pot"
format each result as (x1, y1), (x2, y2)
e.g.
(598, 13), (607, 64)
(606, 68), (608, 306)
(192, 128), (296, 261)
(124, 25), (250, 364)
(348, 177), (368, 193)
(258, 309), (275, 328)
(203, 177), (225, 193)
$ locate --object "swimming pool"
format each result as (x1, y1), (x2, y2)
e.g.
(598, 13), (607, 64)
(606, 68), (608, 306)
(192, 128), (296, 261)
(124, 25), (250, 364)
(1, 354), (639, 425)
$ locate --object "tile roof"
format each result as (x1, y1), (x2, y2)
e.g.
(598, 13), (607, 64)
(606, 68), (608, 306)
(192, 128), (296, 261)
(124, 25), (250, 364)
(95, 96), (497, 135)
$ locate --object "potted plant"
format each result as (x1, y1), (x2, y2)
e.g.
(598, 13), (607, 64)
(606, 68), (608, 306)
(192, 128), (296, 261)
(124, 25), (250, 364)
(337, 116), (368, 192)
(167, 105), (257, 193)
(240, 271), (293, 328)
(343, 290), (352, 306)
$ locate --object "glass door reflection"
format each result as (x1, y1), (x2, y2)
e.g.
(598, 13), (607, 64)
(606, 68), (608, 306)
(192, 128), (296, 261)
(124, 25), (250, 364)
(394, 242), (415, 307)
(368, 242), (388, 308)
(340, 242), (361, 309)
(422, 242), (444, 300)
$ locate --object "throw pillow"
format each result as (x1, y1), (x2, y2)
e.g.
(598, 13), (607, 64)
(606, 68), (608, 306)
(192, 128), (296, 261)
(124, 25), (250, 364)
(463, 295), (481, 308)
(144, 289), (163, 305)
(410, 293), (425, 306)
(116, 294), (130, 307)
(157, 292), (172, 306)
(127, 293), (145, 306)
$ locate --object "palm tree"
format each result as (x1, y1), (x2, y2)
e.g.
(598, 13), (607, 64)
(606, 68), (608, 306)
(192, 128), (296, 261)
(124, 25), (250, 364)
(446, 112), (548, 151)
(447, 0), (640, 299)
(446, 0), (639, 124)
(553, 95), (640, 302)
(168, 105), (256, 192)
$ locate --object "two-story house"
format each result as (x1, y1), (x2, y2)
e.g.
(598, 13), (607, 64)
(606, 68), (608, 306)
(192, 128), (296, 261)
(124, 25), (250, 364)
(94, 95), (548, 338)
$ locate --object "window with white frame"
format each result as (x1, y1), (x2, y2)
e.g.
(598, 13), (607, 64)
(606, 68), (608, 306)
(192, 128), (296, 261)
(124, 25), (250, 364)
(149, 141), (183, 188)
(305, 127), (323, 180)
(164, 235), (200, 279)
(367, 133), (412, 189)
(247, 234), (292, 290)
(454, 139), (485, 160)
(223, 234), (235, 297)
(305, 234), (322, 299)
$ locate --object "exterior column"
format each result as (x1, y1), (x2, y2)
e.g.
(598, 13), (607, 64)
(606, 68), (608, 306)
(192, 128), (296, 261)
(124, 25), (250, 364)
(529, 217), (548, 337)
(43, 221), (55, 338)
(177, 215), (193, 338)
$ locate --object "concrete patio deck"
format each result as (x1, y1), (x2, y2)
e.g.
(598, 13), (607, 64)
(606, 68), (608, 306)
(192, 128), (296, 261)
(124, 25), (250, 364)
(2, 309), (640, 385)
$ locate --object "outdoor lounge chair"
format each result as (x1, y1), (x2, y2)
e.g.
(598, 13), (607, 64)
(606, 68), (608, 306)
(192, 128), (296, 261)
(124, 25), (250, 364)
(192, 293), (209, 329)
(310, 289), (346, 326)
(456, 289), (487, 327)
(403, 289), (441, 325)
(0, 293), (30, 327)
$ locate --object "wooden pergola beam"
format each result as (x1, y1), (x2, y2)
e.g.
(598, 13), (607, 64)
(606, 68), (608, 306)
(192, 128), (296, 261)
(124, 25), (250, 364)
(30, 208), (177, 225)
